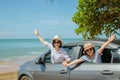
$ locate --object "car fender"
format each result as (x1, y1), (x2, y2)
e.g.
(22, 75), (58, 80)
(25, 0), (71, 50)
(18, 70), (34, 80)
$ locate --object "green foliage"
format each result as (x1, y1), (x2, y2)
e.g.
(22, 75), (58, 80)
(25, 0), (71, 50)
(73, 0), (120, 40)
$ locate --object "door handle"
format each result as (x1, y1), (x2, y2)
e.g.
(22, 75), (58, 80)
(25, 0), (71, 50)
(101, 70), (114, 75)
(59, 69), (67, 74)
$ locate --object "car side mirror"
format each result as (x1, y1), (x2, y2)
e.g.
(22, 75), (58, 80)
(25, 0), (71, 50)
(35, 56), (45, 64)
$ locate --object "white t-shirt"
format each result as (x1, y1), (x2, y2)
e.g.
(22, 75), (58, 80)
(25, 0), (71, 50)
(44, 41), (70, 63)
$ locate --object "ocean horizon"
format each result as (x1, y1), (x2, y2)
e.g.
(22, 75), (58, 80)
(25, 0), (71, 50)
(0, 38), (82, 63)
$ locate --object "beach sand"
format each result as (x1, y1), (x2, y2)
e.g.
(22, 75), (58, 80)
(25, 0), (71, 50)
(0, 61), (19, 80)
(0, 71), (18, 80)
(0, 56), (36, 80)
(0, 57), (35, 80)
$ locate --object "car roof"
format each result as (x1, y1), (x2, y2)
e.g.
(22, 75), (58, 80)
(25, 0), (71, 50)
(63, 40), (119, 49)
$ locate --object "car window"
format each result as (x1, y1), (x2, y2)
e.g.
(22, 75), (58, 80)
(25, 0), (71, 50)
(81, 47), (113, 64)
(101, 48), (112, 63)
(96, 48), (120, 63)
(112, 49), (120, 63)
(44, 46), (76, 63)
(93, 46), (113, 63)
(45, 46), (120, 64)
(45, 51), (51, 63)
(63, 46), (75, 56)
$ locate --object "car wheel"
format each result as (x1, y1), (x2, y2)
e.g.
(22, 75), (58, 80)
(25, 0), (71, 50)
(20, 75), (31, 80)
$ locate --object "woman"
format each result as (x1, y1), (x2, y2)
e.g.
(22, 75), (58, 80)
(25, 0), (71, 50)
(63, 34), (115, 66)
(34, 29), (70, 64)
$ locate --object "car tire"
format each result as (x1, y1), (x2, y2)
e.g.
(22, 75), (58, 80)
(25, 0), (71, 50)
(20, 75), (32, 80)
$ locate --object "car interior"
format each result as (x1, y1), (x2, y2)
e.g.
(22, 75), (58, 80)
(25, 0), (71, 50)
(69, 46), (85, 69)
(78, 47), (113, 64)
(69, 46), (83, 62)
(43, 46), (113, 65)
(101, 48), (112, 63)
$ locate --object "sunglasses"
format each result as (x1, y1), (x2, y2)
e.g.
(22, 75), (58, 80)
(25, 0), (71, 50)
(85, 48), (93, 52)
(54, 41), (61, 44)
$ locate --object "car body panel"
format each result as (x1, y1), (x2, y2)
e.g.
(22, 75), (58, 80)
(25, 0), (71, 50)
(18, 41), (120, 80)
(34, 63), (69, 80)
(70, 63), (120, 80)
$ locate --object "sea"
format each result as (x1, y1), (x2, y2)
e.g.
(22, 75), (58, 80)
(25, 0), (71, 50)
(0, 38), (82, 64)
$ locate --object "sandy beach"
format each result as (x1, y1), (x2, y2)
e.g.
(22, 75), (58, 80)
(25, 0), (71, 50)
(0, 57), (35, 80)
(0, 71), (18, 80)
(0, 60), (19, 80)
(0, 66), (18, 80)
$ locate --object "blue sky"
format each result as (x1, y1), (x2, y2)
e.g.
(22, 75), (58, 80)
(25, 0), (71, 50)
(0, 0), (119, 39)
(0, 0), (80, 39)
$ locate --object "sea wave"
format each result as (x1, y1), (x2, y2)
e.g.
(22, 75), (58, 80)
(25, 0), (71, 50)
(29, 51), (41, 54)
(1, 55), (37, 65)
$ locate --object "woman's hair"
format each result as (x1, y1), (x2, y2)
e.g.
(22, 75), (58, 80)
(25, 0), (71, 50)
(52, 40), (62, 48)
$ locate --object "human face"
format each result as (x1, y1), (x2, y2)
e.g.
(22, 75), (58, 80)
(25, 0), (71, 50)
(53, 40), (61, 44)
(85, 47), (93, 53)
(85, 47), (95, 58)
(53, 40), (61, 48)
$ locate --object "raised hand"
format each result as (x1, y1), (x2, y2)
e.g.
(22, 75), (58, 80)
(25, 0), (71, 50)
(108, 34), (116, 42)
(34, 29), (39, 36)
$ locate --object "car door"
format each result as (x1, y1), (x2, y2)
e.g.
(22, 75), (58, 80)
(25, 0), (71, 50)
(42, 63), (69, 80)
(34, 45), (75, 80)
(42, 45), (83, 80)
(69, 63), (120, 80)
(69, 48), (120, 80)
(34, 53), (69, 80)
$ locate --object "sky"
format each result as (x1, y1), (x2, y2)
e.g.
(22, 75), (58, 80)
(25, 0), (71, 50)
(0, 0), (80, 39)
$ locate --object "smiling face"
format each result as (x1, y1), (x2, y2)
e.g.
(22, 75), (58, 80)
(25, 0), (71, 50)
(85, 47), (94, 56)
(52, 39), (62, 49)
(84, 43), (95, 57)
